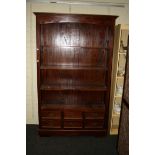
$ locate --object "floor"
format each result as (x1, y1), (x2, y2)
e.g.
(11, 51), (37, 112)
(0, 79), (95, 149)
(26, 125), (118, 155)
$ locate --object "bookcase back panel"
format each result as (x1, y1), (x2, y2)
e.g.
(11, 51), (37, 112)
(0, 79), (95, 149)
(41, 90), (106, 105)
(41, 23), (107, 47)
(41, 46), (107, 67)
(40, 69), (106, 87)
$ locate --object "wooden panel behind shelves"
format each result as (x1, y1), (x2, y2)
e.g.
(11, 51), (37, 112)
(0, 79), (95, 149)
(40, 22), (110, 69)
(40, 90), (106, 105)
(41, 23), (107, 47)
(40, 46), (108, 67)
(40, 69), (107, 88)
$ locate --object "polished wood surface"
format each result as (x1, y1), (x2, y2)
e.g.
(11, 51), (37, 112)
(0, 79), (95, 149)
(35, 13), (117, 136)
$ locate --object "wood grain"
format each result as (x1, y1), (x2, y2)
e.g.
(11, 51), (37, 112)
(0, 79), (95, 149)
(36, 13), (117, 136)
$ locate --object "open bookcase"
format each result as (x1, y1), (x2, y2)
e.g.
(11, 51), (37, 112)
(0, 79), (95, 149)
(35, 13), (117, 136)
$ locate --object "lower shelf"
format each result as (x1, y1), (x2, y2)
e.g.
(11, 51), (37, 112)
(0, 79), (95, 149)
(39, 128), (107, 136)
(41, 103), (105, 110)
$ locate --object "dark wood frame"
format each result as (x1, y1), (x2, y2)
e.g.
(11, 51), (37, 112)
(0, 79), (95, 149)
(35, 13), (117, 136)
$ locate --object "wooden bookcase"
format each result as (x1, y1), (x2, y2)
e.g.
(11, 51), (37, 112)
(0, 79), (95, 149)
(109, 24), (129, 135)
(35, 13), (117, 136)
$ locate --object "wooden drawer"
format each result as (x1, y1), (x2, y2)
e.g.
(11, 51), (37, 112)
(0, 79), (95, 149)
(64, 110), (82, 119)
(85, 111), (104, 119)
(64, 119), (82, 128)
(40, 119), (61, 128)
(85, 119), (104, 128)
(41, 110), (61, 119)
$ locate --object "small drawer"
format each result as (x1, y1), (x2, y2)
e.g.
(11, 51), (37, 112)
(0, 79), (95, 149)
(85, 111), (104, 119)
(41, 110), (61, 119)
(85, 120), (104, 128)
(64, 110), (82, 119)
(40, 119), (61, 129)
(64, 119), (82, 128)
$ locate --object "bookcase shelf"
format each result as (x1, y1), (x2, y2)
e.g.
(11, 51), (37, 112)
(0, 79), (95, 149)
(42, 45), (109, 49)
(40, 84), (108, 91)
(40, 65), (107, 70)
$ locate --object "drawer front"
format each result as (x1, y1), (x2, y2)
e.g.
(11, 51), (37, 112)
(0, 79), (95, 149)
(85, 111), (104, 119)
(41, 110), (61, 119)
(64, 110), (82, 119)
(40, 119), (61, 128)
(85, 120), (104, 128)
(64, 120), (82, 128)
